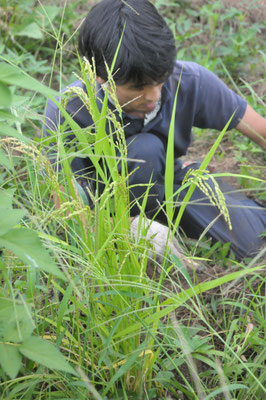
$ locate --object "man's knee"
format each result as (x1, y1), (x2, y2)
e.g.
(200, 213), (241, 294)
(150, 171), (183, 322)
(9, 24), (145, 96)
(126, 133), (166, 165)
(124, 133), (166, 214)
(125, 133), (166, 185)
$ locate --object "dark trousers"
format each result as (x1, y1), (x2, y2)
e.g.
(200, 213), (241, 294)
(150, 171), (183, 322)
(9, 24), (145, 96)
(122, 133), (266, 260)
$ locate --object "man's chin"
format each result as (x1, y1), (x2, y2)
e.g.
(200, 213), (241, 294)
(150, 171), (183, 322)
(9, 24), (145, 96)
(129, 106), (156, 114)
(143, 103), (157, 112)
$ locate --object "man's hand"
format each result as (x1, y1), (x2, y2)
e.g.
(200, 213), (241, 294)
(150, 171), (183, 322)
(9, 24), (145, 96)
(236, 104), (266, 151)
(52, 185), (66, 210)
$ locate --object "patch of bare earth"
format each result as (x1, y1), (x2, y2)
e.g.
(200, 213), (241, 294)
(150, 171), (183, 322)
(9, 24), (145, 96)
(222, 0), (266, 24)
(192, 0), (266, 24)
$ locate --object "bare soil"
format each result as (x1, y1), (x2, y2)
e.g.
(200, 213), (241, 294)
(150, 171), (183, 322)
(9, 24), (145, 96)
(222, 0), (266, 24)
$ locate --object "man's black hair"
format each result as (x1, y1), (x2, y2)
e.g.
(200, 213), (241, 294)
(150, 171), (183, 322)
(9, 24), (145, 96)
(78, 0), (177, 86)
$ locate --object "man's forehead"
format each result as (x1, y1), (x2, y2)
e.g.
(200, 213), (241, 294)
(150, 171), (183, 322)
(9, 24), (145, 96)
(125, 77), (166, 89)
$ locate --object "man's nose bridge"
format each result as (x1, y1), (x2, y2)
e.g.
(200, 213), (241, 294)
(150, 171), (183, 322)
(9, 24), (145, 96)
(144, 85), (161, 101)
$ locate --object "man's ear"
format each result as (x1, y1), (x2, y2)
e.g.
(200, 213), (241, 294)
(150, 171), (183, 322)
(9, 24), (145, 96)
(96, 76), (106, 85)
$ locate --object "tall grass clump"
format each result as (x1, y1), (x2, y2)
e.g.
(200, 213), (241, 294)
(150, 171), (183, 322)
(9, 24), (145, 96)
(0, 55), (265, 399)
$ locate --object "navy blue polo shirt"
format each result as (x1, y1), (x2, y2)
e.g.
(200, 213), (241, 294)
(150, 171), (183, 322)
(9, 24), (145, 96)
(44, 61), (247, 166)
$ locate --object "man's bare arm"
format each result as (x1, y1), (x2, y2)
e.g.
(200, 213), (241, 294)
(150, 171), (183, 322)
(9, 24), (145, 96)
(236, 104), (266, 151)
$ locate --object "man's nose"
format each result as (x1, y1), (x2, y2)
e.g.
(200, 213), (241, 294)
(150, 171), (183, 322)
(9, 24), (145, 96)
(143, 85), (162, 102)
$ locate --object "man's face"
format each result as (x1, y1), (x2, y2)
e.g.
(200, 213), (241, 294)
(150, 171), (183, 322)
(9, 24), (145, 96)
(97, 77), (164, 119)
(115, 81), (164, 118)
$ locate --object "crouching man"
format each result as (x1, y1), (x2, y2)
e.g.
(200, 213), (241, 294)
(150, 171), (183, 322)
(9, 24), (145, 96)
(44, 0), (266, 260)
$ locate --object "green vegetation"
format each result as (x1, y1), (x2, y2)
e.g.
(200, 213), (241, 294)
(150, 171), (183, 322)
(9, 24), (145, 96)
(0, 1), (265, 399)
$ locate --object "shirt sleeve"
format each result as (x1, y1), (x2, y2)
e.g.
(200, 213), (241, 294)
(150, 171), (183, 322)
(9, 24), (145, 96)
(42, 85), (94, 177)
(42, 98), (63, 167)
(193, 64), (247, 131)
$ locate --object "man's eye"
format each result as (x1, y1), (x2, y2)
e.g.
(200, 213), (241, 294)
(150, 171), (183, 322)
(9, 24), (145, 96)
(133, 85), (144, 91)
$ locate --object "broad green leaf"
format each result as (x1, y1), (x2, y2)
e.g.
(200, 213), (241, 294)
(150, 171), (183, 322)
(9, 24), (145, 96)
(0, 343), (22, 379)
(19, 336), (77, 375)
(0, 299), (15, 339)
(36, 5), (60, 26)
(0, 190), (25, 233)
(12, 94), (30, 107)
(0, 298), (15, 312)
(0, 299), (34, 342)
(12, 22), (43, 40)
(0, 188), (16, 208)
(0, 62), (57, 97)
(0, 228), (66, 280)
(0, 207), (25, 235)
(0, 82), (12, 107)
(0, 149), (13, 171)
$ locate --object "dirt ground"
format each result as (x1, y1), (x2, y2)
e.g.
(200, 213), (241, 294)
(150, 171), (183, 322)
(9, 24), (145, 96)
(221, 0), (266, 24)
(192, 0), (266, 22)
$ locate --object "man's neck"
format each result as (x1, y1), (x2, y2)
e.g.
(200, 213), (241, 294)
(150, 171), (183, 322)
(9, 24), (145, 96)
(127, 111), (146, 119)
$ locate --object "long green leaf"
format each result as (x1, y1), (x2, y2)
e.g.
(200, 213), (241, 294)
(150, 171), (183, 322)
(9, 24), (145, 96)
(165, 68), (182, 223)
(19, 336), (77, 375)
(204, 384), (248, 400)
